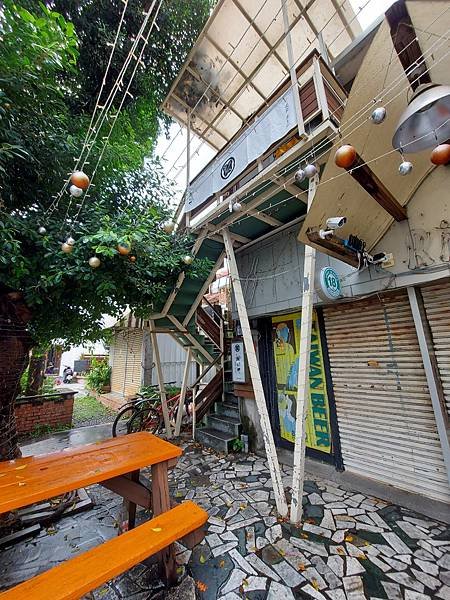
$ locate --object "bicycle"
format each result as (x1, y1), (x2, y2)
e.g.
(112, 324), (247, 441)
(111, 382), (176, 437)
(127, 390), (193, 435)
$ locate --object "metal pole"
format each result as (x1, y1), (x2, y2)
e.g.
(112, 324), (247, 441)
(407, 286), (450, 485)
(223, 228), (288, 517)
(281, 0), (306, 139)
(149, 323), (173, 438)
(290, 173), (318, 523)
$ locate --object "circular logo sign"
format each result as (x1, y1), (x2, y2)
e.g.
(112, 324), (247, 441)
(221, 157), (235, 180)
(319, 267), (341, 300)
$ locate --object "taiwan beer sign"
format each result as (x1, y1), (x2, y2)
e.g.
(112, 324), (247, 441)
(272, 311), (332, 453)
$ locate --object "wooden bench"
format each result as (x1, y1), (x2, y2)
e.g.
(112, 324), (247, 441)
(0, 500), (208, 600)
(0, 433), (206, 593)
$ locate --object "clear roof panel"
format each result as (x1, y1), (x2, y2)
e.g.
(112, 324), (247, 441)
(162, 0), (361, 150)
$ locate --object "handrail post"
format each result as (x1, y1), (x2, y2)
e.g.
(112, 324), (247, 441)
(149, 322), (173, 438)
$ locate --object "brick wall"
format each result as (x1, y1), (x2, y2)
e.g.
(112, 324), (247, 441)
(15, 391), (75, 435)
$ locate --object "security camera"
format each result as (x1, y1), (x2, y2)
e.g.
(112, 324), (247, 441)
(319, 229), (333, 240)
(326, 217), (347, 230)
(366, 252), (387, 265)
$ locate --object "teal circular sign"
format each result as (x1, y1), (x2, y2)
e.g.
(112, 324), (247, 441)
(319, 267), (341, 300)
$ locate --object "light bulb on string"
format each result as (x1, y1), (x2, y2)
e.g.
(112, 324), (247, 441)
(70, 171), (90, 190)
(69, 185), (83, 198)
(304, 164), (317, 178)
(430, 142), (450, 165)
(66, 236), (75, 246)
(88, 256), (101, 268)
(61, 242), (73, 254)
(183, 255), (193, 265)
(161, 220), (175, 234)
(232, 202), (242, 212)
(38, 226), (47, 235)
(370, 106), (387, 125)
(295, 168), (305, 184)
(334, 144), (356, 169)
(117, 243), (131, 255)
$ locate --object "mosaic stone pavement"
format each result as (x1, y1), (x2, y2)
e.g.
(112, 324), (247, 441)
(1, 443), (449, 599)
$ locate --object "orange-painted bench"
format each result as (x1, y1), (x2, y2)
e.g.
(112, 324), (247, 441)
(0, 433), (207, 594)
(0, 501), (208, 600)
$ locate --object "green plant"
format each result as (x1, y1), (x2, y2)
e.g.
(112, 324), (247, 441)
(86, 359), (111, 393)
(231, 438), (245, 453)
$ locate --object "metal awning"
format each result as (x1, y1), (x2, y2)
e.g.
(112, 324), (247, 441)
(162, 0), (361, 151)
(298, 1), (449, 255)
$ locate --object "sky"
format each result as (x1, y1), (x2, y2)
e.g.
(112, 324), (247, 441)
(154, 0), (396, 205)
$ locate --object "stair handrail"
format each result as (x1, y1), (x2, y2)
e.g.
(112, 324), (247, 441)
(196, 305), (221, 349)
(187, 353), (222, 391)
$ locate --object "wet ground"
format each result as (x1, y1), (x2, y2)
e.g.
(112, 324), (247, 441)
(1, 426), (449, 599)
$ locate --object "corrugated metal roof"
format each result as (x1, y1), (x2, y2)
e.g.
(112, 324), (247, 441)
(162, 0), (360, 150)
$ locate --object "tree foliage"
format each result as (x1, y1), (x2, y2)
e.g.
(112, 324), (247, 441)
(0, 0), (213, 347)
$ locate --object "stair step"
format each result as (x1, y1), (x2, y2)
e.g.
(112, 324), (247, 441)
(195, 427), (235, 453)
(216, 402), (240, 419)
(207, 414), (241, 436)
(224, 392), (239, 405)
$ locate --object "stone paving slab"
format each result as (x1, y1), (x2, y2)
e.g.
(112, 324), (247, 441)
(0, 441), (449, 599)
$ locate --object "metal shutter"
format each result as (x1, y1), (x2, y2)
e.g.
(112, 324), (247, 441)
(421, 279), (450, 418)
(323, 289), (450, 504)
(111, 330), (143, 397)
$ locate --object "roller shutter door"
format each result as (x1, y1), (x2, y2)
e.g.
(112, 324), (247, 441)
(111, 330), (143, 397)
(323, 289), (450, 504)
(421, 279), (450, 418)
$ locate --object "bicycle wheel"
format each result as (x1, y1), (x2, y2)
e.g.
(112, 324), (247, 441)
(128, 407), (161, 435)
(112, 405), (137, 437)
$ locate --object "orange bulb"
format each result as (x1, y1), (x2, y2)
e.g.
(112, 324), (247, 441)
(70, 171), (90, 190)
(334, 145), (357, 169)
(129, 255), (136, 263)
(117, 243), (131, 255)
(430, 143), (450, 166)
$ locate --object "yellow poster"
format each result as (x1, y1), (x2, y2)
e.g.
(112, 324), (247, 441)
(272, 311), (332, 453)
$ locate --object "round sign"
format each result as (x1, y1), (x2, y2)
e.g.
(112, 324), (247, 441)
(318, 267), (341, 301)
(221, 157), (235, 180)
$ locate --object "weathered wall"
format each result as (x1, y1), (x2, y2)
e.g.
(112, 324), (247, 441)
(235, 167), (450, 319)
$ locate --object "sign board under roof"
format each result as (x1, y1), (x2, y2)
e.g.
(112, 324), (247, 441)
(162, 0), (361, 152)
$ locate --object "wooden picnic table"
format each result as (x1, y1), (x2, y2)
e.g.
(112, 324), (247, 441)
(0, 432), (188, 589)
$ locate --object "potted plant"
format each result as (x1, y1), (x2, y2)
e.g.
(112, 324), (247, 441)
(86, 358), (111, 394)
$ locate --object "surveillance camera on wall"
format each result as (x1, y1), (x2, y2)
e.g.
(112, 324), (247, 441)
(326, 217), (347, 230)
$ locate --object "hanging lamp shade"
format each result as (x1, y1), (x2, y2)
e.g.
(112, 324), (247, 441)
(392, 84), (450, 153)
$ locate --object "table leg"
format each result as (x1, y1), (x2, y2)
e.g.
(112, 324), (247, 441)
(151, 461), (176, 585)
(119, 470), (140, 533)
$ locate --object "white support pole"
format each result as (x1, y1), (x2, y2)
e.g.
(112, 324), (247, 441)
(223, 229), (288, 517)
(407, 287), (450, 486)
(281, 0), (306, 139)
(185, 109), (191, 229)
(175, 349), (192, 437)
(149, 322), (173, 438)
(290, 173), (319, 524)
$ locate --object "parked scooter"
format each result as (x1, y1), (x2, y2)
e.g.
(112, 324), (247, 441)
(62, 366), (74, 384)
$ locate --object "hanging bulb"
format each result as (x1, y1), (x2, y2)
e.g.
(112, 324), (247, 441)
(430, 143), (450, 165)
(61, 242), (73, 254)
(162, 220), (175, 234)
(66, 236), (75, 246)
(38, 226), (47, 235)
(232, 202), (242, 212)
(69, 185), (83, 198)
(294, 168), (305, 184)
(129, 255), (137, 263)
(117, 243), (131, 255)
(370, 107), (387, 125)
(88, 256), (101, 268)
(182, 255), (193, 265)
(304, 164), (318, 178)
(70, 171), (90, 190)
(334, 145), (356, 169)
(399, 160), (413, 175)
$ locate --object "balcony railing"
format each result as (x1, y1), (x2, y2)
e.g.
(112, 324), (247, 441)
(181, 50), (347, 227)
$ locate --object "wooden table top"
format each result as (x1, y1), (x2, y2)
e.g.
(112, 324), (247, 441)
(0, 432), (182, 514)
